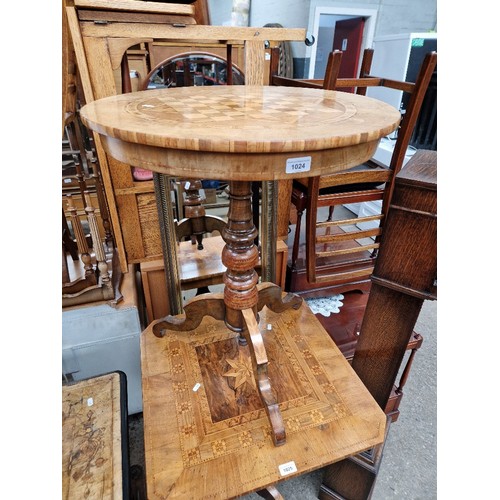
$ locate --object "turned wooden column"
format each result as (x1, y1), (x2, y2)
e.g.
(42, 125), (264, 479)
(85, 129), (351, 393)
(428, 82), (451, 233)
(221, 181), (260, 337)
(181, 179), (207, 249)
(320, 150), (437, 500)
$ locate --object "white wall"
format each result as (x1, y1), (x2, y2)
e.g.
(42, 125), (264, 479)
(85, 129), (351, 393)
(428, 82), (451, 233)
(207, 0), (437, 75)
(207, 0), (311, 58)
(208, 0), (310, 29)
(307, 0), (436, 35)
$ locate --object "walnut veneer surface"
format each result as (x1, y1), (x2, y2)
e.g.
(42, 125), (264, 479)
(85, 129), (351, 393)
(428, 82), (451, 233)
(141, 301), (386, 499)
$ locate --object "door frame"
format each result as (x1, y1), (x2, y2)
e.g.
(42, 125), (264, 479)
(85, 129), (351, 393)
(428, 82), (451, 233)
(306, 5), (378, 79)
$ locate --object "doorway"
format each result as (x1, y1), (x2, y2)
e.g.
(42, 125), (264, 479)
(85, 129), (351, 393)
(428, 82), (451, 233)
(307, 6), (377, 79)
(332, 18), (365, 79)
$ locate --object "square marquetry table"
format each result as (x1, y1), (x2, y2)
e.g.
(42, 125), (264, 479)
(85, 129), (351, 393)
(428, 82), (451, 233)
(80, 85), (400, 499)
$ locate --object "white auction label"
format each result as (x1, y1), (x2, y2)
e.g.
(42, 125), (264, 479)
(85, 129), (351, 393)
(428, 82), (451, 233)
(286, 156), (311, 174)
(278, 461), (297, 477)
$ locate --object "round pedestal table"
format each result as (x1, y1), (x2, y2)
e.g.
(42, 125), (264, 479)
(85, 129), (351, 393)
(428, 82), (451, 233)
(80, 85), (400, 498)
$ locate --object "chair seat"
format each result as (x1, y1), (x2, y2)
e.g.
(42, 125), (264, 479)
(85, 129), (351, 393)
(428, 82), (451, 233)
(140, 301), (386, 499)
(293, 179), (385, 197)
(293, 163), (386, 197)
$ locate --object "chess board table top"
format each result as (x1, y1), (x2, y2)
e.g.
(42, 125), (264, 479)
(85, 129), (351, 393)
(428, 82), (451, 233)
(80, 86), (400, 181)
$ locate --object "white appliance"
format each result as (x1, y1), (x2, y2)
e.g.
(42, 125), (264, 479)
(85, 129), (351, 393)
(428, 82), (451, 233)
(62, 303), (143, 414)
(367, 32), (437, 117)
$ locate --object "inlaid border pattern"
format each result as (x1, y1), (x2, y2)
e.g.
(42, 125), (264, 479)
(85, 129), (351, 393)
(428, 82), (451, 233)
(163, 307), (352, 468)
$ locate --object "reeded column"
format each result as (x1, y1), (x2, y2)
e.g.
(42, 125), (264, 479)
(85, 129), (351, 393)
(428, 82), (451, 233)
(84, 191), (110, 285)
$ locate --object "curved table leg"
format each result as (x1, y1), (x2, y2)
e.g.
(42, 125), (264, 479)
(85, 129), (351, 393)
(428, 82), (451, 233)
(242, 308), (286, 446)
(257, 282), (302, 313)
(152, 293), (225, 337)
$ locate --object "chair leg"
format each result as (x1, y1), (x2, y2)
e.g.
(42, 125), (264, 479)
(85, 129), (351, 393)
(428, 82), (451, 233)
(327, 205), (334, 222)
(291, 206), (304, 271)
(395, 333), (423, 395)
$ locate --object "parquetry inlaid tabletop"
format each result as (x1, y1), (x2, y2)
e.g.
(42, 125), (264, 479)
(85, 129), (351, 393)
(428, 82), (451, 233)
(80, 86), (400, 181)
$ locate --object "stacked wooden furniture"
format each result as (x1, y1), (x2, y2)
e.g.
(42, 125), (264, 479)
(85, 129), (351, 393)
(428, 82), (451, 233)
(62, 3), (119, 306)
(80, 80), (401, 497)
(320, 149), (437, 500)
(65, 0), (276, 268)
(65, 0), (298, 319)
(269, 47), (436, 423)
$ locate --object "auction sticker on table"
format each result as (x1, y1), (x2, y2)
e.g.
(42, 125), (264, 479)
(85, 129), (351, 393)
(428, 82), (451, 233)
(286, 156), (311, 174)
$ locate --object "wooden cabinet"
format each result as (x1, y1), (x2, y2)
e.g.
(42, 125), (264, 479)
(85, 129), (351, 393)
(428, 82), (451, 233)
(319, 149), (437, 500)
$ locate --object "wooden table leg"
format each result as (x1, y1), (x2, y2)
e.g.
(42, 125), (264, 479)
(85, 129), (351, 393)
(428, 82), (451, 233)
(241, 308), (285, 446)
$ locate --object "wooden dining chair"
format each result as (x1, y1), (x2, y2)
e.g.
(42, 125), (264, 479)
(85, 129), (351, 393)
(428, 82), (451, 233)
(271, 48), (437, 297)
(269, 49), (436, 426)
(270, 48), (343, 91)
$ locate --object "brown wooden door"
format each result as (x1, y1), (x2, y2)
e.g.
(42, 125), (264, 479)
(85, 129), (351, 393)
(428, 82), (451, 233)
(332, 17), (365, 92)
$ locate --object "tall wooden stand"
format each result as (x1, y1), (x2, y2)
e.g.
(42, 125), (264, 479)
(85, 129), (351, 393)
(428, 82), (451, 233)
(319, 149), (437, 500)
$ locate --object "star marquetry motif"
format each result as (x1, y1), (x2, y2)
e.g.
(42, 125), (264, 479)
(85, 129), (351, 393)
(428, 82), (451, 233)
(223, 352), (256, 390)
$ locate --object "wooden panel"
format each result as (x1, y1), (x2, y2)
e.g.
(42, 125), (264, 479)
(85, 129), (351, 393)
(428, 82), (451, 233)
(77, 9), (197, 25)
(62, 372), (126, 499)
(141, 302), (386, 498)
(116, 193), (147, 261)
(136, 192), (163, 259)
(141, 259), (171, 320)
(74, 0), (195, 16)
(244, 39), (266, 85)
(80, 23), (306, 43)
